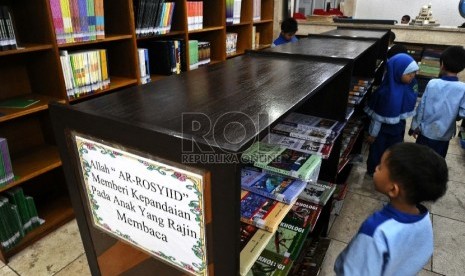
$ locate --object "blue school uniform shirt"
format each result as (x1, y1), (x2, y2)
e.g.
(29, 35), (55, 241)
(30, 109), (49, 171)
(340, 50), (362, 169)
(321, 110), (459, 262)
(411, 76), (465, 141)
(334, 204), (433, 276)
(272, 34), (298, 47)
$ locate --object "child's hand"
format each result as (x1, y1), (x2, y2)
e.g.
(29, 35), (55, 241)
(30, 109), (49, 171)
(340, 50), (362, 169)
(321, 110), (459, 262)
(408, 128), (420, 139)
(366, 135), (376, 144)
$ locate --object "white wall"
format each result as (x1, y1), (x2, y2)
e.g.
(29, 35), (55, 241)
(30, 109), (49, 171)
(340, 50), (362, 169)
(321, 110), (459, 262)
(354, 0), (464, 27)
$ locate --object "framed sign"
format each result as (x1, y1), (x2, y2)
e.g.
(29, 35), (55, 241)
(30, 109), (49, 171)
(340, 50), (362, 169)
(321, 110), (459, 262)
(72, 132), (209, 276)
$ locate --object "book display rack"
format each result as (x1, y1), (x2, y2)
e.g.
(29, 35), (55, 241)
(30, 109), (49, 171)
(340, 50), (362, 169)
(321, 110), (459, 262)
(50, 53), (352, 275)
(0, 0), (274, 263)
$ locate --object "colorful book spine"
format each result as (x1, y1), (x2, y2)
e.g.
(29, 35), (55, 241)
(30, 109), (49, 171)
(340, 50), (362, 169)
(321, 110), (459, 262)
(49, 0), (65, 44)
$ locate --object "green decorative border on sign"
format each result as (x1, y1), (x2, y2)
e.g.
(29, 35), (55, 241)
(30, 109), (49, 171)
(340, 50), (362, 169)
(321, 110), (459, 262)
(76, 138), (207, 276)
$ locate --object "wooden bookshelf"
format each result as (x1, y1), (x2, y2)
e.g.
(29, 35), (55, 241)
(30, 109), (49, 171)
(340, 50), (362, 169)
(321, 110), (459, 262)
(0, 0), (275, 264)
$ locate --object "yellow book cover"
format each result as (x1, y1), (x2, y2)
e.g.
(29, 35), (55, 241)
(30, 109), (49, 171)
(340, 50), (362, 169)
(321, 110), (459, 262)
(60, 0), (74, 43)
(240, 222), (274, 276)
(240, 190), (295, 233)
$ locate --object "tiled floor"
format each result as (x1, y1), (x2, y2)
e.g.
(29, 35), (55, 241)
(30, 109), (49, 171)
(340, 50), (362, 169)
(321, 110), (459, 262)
(1, 127), (464, 275)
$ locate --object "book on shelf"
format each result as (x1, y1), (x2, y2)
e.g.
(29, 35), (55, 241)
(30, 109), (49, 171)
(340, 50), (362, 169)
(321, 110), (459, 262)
(280, 113), (345, 136)
(188, 40), (199, 70)
(240, 190), (295, 233)
(187, 1), (203, 31)
(262, 133), (334, 159)
(241, 168), (307, 204)
(263, 198), (322, 261)
(137, 48), (151, 84)
(242, 142), (322, 182)
(240, 222), (275, 276)
(246, 249), (293, 276)
(0, 138), (14, 186)
(226, 32), (238, 55)
(298, 181), (336, 206)
(0, 5), (18, 51)
(134, 0), (176, 37)
(226, 0), (242, 25)
(59, 49), (110, 99)
(347, 95), (363, 105)
(272, 123), (339, 145)
(0, 98), (40, 109)
(345, 106), (355, 121)
(198, 41), (211, 67)
(49, 0), (105, 44)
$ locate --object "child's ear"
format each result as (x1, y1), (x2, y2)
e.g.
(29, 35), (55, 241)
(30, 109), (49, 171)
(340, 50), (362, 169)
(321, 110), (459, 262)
(388, 182), (401, 199)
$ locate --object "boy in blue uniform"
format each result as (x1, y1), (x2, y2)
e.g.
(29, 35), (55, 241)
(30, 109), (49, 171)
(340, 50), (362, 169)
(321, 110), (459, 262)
(335, 142), (448, 275)
(364, 53), (419, 176)
(410, 46), (465, 157)
(272, 18), (298, 47)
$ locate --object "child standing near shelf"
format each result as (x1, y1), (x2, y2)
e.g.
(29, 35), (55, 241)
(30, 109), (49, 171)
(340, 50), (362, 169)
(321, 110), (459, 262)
(364, 53), (419, 176)
(409, 46), (465, 157)
(335, 142), (448, 275)
(272, 18), (298, 47)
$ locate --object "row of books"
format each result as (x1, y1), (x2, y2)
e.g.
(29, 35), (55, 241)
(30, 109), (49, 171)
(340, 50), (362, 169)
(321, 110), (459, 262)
(239, 169), (335, 275)
(187, 1), (203, 31)
(145, 40), (183, 75)
(49, 0), (105, 44)
(226, 0), (242, 25)
(0, 188), (43, 250)
(137, 48), (151, 84)
(252, 0), (261, 21)
(0, 6), (17, 51)
(59, 49), (110, 99)
(0, 138), (14, 187)
(347, 77), (373, 105)
(133, 0), (175, 37)
(188, 40), (211, 70)
(226, 32), (238, 56)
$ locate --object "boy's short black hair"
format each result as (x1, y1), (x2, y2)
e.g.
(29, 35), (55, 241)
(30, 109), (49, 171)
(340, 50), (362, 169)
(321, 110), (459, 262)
(281, 18), (298, 33)
(385, 143), (448, 205)
(389, 31), (396, 44)
(440, 46), (465, 73)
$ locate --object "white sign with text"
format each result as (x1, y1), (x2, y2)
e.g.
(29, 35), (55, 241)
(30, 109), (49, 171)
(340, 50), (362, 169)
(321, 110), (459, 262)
(74, 135), (208, 276)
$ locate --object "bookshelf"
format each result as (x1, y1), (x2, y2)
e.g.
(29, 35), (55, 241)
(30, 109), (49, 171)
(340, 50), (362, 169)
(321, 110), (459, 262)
(50, 53), (351, 275)
(0, 0), (275, 262)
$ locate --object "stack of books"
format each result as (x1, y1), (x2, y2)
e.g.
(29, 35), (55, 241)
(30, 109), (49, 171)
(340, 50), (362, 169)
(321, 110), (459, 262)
(265, 112), (346, 159)
(134, 0), (176, 37)
(0, 188), (43, 250)
(348, 77), (373, 105)
(189, 40), (211, 70)
(49, 0), (105, 44)
(0, 138), (14, 187)
(0, 6), (17, 51)
(59, 49), (110, 99)
(239, 140), (324, 275)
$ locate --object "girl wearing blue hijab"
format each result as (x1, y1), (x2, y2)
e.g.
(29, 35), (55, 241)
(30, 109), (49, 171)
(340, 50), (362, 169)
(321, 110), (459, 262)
(364, 53), (419, 176)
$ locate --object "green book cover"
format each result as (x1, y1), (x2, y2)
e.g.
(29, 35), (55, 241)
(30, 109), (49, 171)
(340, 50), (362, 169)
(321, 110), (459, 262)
(0, 98), (40, 108)
(247, 249), (293, 276)
(242, 142), (285, 167)
(264, 220), (310, 261)
(0, 197), (9, 247)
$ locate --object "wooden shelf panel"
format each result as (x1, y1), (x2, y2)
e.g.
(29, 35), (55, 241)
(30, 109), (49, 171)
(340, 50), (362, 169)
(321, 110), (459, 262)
(0, 145), (62, 193)
(253, 19), (273, 24)
(136, 31), (186, 40)
(188, 26), (224, 34)
(0, 44), (54, 57)
(57, 35), (133, 48)
(226, 21), (253, 27)
(69, 77), (138, 103)
(4, 195), (74, 259)
(0, 95), (64, 123)
(226, 52), (244, 59)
